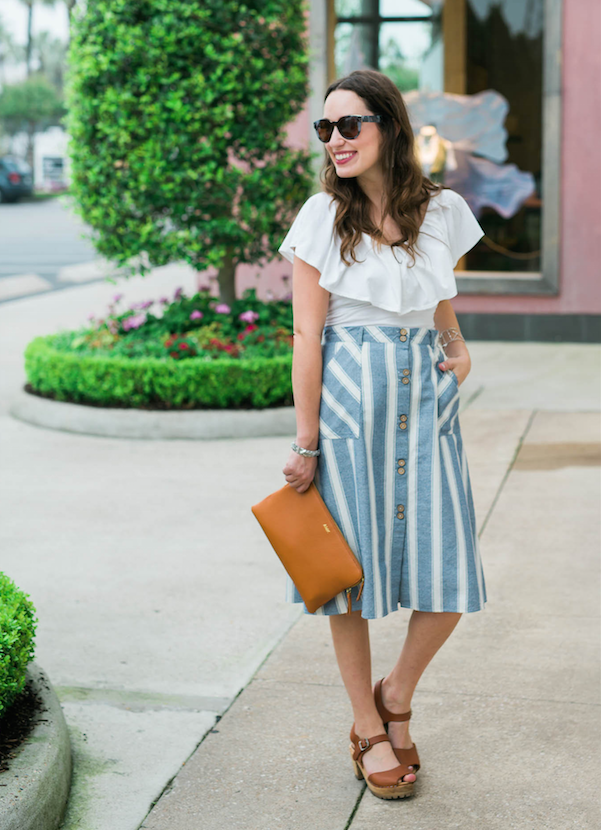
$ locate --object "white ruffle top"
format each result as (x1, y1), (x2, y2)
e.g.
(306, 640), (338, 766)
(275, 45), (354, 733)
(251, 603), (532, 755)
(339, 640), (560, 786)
(278, 188), (484, 328)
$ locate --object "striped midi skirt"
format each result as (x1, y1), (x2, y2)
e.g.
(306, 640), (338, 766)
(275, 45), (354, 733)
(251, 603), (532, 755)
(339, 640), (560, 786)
(285, 324), (487, 619)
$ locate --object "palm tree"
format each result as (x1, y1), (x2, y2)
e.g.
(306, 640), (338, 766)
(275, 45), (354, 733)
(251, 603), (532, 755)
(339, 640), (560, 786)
(0, 19), (23, 87)
(18, 0), (59, 77)
(31, 30), (67, 93)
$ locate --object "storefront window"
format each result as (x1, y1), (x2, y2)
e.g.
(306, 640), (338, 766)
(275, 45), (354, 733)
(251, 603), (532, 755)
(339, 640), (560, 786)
(331, 0), (547, 280)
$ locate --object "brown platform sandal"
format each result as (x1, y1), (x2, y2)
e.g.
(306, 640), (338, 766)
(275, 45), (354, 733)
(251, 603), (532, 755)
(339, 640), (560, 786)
(374, 678), (421, 773)
(349, 725), (415, 799)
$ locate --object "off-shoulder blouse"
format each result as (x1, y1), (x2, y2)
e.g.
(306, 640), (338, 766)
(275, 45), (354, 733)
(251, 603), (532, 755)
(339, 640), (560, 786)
(277, 188), (484, 328)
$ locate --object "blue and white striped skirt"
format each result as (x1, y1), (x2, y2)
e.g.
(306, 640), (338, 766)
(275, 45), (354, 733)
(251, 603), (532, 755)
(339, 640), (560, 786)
(286, 324), (487, 619)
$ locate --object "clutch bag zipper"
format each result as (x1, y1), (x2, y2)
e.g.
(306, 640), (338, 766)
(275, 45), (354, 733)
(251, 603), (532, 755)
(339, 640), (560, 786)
(346, 576), (365, 614)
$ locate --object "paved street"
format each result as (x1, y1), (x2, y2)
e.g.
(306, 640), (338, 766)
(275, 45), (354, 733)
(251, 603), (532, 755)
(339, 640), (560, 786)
(0, 273), (599, 829)
(0, 197), (111, 302)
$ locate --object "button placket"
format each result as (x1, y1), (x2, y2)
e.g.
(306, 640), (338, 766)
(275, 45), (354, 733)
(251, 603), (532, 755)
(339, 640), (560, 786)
(395, 330), (409, 524)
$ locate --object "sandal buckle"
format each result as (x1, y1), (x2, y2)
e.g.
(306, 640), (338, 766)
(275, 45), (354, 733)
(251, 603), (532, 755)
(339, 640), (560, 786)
(357, 738), (370, 751)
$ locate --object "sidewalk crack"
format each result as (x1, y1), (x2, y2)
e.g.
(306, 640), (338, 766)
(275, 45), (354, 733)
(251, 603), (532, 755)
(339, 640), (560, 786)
(344, 784), (366, 829)
(478, 408), (537, 540)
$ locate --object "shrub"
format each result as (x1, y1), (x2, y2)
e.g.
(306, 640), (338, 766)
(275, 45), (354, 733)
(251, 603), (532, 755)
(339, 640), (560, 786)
(25, 338), (293, 409)
(0, 573), (37, 720)
(24, 285), (296, 409)
(64, 0), (316, 304)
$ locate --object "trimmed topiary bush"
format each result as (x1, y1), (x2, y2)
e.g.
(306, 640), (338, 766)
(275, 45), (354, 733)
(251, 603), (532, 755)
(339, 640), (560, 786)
(0, 573), (37, 720)
(64, 0), (316, 304)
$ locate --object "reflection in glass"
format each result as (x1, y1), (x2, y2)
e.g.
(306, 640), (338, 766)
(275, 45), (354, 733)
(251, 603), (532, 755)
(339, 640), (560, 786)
(335, 0), (365, 16)
(464, 0), (543, 271)
(379, 20), (442, 91)
(335, 23), (374, 75)
(380, 0), (438, 17)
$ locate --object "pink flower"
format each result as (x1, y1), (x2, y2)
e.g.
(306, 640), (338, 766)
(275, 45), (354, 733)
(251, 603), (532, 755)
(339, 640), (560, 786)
(87, 313), (95, 321)
(190, 310), (204, 320)
(112, 293), (123, 303)
(122, 313), (147, 331)
(239, 309), (259, 323)
(215, 303), (231, 314)
(173, 287), (184, 299)
(159, 296), (170, 304)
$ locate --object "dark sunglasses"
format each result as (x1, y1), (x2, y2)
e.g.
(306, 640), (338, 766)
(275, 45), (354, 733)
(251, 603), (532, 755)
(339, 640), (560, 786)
(313, 114), (384, 143)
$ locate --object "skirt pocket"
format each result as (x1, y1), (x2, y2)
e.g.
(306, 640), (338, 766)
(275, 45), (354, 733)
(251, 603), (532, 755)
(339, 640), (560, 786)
(435, 363), (459, 434)
(319, 340), (363, 439)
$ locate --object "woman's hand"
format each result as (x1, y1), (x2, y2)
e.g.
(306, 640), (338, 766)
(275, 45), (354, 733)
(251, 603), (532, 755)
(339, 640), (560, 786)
(438, 352), (471, 386)
(282, 449), (318, 494)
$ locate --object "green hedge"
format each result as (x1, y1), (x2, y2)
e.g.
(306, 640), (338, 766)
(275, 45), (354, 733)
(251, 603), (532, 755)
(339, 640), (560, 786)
(0, 573), (37, 720)
(24, 334), (294, 409)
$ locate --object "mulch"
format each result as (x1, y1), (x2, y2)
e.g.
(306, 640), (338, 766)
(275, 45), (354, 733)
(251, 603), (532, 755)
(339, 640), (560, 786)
(0, 678), (46, 776)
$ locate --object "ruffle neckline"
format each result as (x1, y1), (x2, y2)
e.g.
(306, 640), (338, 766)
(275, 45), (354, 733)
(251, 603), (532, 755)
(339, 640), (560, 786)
(316, 191), (458, 315)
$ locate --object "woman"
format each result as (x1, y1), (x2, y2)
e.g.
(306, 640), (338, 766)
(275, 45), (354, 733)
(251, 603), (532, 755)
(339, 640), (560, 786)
(278, 69), (487, 801)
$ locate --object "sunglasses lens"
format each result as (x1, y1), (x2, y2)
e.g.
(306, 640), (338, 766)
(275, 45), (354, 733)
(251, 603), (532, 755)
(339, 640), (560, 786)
(339, 116), (361, 139)
(315, 120), (333, 142)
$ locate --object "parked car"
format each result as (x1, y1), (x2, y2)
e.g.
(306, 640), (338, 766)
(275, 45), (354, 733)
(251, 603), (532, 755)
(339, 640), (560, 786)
(0, 156), (33, 203)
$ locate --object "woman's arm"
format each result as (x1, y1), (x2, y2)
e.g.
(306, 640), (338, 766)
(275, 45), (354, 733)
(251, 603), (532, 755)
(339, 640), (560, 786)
(281, 255), (330, 493)
(433, 299), (471, 385)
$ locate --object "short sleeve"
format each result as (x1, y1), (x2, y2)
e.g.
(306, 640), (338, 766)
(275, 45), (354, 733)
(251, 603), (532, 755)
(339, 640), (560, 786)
(442, 190), (485, 267)
(278, 192), (335, 274)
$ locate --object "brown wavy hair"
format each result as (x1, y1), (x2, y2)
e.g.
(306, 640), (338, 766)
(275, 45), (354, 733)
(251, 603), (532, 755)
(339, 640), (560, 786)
(320, 69), (445, 267)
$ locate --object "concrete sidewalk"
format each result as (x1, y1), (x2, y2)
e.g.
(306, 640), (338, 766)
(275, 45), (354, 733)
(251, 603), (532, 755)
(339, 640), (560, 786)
(0, 273), (599, 829)
(140, 407), (600, 830)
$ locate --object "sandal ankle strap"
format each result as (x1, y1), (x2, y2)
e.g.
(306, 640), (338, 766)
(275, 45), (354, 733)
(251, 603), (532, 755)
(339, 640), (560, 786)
(350, 727), (390, 763)
(374, 678), (412, 723)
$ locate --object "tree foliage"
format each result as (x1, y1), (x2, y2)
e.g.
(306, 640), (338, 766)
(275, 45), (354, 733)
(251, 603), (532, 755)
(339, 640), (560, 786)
(64, 0), (316, 303)
(0, 75), (64, 135)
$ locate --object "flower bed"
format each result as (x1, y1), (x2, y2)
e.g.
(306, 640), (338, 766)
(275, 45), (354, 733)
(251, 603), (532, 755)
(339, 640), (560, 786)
(24, 286), (295, 410)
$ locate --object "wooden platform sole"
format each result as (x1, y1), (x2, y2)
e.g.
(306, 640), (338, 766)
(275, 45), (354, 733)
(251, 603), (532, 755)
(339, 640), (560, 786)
(350, 745), (415, 800)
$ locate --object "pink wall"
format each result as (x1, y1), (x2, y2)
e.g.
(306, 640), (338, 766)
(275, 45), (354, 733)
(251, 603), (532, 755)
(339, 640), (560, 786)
(205, 2), (601, 314)
(233, 104), (313, 304)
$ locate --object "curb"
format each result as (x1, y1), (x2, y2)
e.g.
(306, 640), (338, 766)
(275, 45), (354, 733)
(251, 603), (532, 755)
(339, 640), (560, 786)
(9, 389), (297, 440)
(0, 663), (72, 830)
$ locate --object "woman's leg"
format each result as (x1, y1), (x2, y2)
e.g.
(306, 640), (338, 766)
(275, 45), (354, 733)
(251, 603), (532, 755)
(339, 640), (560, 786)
(329, 610), (416, 782)
(381, 610), (462, 751)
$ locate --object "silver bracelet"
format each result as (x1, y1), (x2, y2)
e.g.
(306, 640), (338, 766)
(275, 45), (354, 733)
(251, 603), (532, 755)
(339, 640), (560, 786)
(438, 327), (465, 353)
(291, 441), (321, 457)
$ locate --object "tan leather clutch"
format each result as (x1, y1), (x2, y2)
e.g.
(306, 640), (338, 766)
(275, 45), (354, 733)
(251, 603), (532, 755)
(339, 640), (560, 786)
(251, 481), (364, 614)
